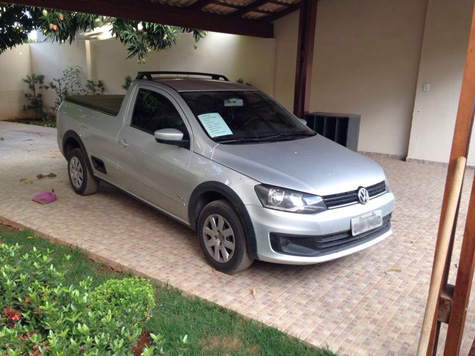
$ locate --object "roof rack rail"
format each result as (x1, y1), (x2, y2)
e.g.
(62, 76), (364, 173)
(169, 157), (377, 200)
(136, 71), (229, 81)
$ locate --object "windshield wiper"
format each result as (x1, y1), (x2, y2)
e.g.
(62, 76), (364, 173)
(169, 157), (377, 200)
(216, 137), (262, 144)
(217, 132), (315, 144)
(259, 132), (316, 141)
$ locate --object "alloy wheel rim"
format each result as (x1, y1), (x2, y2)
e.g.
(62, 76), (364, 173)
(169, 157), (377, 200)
(203, 214), (235, 263)
(69, 157), (84, 189)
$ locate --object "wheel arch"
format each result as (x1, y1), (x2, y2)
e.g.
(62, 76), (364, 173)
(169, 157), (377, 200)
(189, 182), (258, 259)
(62, 130), (94, 175)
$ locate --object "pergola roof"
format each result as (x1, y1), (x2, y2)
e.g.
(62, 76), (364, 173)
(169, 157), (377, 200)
(167, 0), (299, 21)
(8, 0), (301, 37)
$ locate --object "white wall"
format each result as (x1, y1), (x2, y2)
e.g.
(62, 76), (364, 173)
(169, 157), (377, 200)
(273, 12), (299, 110)
(274, 0), (428, 157)
(406, 0), (474, 165)
(273, 0), (473, 164)
(30, 41), (88, 110)
(19, 32), (275, 113)
(89, 32), (276, 96)
(0, 44), (31, 119)
(1, 32), (275, 118)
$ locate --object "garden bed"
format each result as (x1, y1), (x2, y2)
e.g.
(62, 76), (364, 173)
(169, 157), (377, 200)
(0, 224), (334, 355)
(8, 117), (57, 128)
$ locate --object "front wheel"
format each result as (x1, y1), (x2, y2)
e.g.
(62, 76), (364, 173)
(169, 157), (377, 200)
(197, 200), (254, 273)
(68, 148), (99, 195)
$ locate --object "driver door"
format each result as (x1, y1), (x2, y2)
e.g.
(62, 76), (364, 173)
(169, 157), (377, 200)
(116, 87), (192, 221)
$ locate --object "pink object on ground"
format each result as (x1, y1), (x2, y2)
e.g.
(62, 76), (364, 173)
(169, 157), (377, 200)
(32, 191), (57, 204)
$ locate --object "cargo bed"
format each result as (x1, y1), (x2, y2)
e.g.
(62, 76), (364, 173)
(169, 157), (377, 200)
(66, 95), (124, 116)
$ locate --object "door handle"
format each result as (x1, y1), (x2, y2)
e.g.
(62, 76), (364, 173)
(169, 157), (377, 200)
(119, 138), (128, 148)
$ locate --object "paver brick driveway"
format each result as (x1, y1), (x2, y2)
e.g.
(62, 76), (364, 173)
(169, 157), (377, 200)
(1, 121), (475, 355)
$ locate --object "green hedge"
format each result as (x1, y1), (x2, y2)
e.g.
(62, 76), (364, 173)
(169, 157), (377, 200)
(0, 243), (164, 355)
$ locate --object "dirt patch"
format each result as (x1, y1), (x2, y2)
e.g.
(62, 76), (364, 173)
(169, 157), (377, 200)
(0, 222), (19, 234)
(97, 264), (122, 275)
(200, 335), (259, 355)
(132, 330), (152, 356)
(90, 259), (123, 275)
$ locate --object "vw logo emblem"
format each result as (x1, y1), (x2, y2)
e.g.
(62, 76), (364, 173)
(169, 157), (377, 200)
(357, 187), (369, 204)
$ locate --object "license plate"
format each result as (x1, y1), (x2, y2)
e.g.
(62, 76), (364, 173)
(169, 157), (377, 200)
(351, 210), (383, 236)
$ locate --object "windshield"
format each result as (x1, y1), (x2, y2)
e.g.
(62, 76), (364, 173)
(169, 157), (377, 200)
(180, 91), (315, 144)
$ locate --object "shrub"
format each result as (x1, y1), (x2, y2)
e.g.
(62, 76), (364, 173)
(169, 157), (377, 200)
(22, 73), (49, 119)
(49, 66), (105, 112)
(236, 78), (252, 86)
(122, 75), (132, 91)
(0, 243), (163, 355)
(90, 277), (155, 326)
(85, 79), (105, 95)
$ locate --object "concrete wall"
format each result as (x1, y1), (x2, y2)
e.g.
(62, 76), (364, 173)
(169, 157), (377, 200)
(407, 0), (474, 164)
(89, 32), (276, 95)
(0, 44), (31, 119)
(1, 32), (275, 117)
(30, 41), (89, 111)
(274, 12), (299, 111)
(274, 0), (428, 157)
(273, 0), (473, 164)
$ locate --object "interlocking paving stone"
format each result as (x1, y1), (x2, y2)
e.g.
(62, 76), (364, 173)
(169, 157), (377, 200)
(0, 121), (474, 355)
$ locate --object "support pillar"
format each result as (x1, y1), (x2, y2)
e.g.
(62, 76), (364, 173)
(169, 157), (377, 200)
(85, 40), (93, 81)
(442, 3), (475, 350)
(426, 2), (475, 354)
(293, 0), (318, 118)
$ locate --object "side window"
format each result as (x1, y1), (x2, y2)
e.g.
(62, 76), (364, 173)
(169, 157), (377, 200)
(131, 89), (189, 139)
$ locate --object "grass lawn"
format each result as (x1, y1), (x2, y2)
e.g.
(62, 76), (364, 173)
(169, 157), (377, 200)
(0, 224), (335, 355)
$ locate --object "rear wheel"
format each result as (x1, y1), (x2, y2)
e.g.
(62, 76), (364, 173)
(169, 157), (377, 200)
(68, 148), (99, 195)
(197, 200), (253, 273)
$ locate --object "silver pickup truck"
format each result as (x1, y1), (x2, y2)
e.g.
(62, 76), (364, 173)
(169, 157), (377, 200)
(57, 71), (394, 273)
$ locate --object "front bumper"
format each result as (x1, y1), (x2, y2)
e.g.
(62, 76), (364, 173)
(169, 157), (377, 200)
(247, 192), (395, 264)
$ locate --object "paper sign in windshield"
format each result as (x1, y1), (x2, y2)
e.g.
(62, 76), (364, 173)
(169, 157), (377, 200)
(198, 113), (233, 138)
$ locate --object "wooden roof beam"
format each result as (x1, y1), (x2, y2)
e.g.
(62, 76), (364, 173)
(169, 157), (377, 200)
(5, 0), (274, 37)
(188, 0), (214, 11)
(264, 2), (299, 22)
(232, 0), (270, 17)
(268, 0), (296, 5)
(214, 1), (274, 14)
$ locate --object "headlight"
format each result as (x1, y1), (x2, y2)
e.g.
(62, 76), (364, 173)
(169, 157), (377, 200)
(255, 185), (327, 214)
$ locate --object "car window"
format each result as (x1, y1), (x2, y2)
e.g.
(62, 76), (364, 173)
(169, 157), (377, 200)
(180, 91), (314, 144)
(131, 89), (189, 139)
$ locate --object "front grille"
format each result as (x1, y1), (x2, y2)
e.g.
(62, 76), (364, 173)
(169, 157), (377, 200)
(322, 181), (386, 209)
(270, 213), (392, 257)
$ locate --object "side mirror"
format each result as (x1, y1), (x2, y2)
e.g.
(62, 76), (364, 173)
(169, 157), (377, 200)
(154, 128), (189, 148)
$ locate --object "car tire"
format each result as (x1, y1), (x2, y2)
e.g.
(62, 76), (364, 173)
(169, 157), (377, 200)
(197, 200), (254, 273)
(68, 148), (99, 196)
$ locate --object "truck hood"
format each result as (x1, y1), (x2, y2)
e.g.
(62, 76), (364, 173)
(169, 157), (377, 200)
(211, 135), (386, 196)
